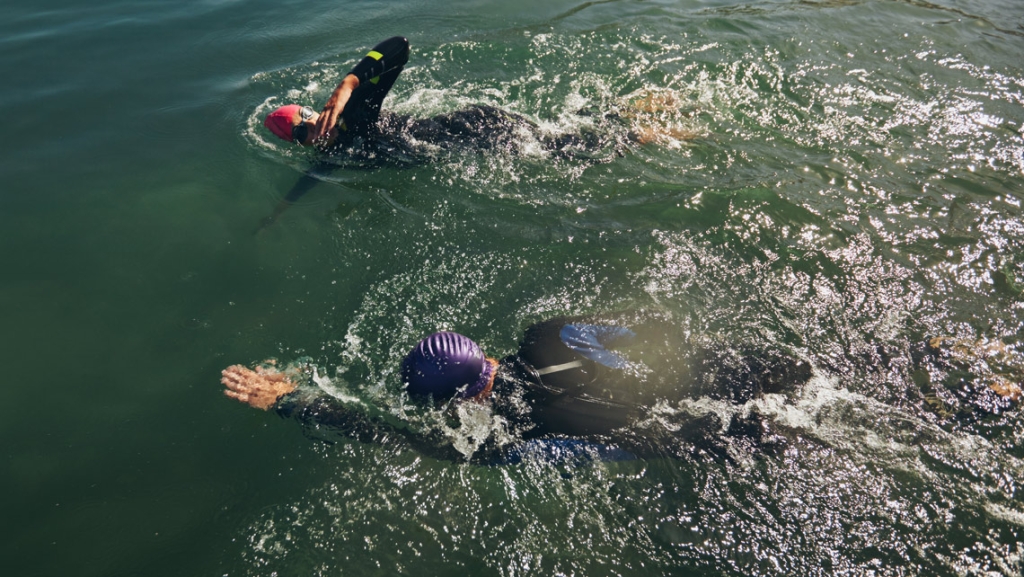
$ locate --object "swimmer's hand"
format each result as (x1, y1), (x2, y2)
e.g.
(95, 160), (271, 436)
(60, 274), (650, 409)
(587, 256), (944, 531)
(314, 74), (360, 141)
(221, 363), (298, 410)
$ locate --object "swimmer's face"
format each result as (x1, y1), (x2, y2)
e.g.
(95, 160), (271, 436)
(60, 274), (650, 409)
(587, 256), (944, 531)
(290, 106), (319, 146)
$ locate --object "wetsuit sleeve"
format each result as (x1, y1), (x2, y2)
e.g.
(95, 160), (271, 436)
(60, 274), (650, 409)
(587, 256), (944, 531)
(275, 390), (401, 444)
(273, 385), (466, 461)
(347, 36), (410, 84)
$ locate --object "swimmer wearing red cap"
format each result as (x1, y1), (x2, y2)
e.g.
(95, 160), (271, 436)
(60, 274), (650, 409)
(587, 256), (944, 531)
(262, 36), (590, 159)
(261, 37), (687, 159)
(264, 36), (411, 148)
(254, 38), (702, 231)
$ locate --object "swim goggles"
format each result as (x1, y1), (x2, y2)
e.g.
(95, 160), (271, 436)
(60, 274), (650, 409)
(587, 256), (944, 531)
(291, 106), (317, 143)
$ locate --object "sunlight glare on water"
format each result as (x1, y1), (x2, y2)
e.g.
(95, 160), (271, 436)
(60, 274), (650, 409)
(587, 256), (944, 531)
(231, 4), (1024, 573)
(2, 0), (1023, 576)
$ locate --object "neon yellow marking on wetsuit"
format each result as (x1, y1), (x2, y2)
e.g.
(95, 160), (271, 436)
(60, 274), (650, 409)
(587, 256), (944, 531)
(369, 76), (380, 85)
(366, 50), (384, 61)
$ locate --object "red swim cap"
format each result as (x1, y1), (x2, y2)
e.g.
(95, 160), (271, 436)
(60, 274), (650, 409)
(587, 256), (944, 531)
(264, 104), (302, 142)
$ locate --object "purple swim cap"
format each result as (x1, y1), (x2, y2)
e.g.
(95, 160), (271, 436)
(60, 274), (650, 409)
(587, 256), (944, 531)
(402, 332), (495, 399)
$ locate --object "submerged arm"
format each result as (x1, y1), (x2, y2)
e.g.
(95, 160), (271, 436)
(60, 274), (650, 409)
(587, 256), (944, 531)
(253, 162), (339, 234)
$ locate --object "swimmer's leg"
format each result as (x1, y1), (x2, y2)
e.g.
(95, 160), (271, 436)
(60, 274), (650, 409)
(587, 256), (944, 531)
(697, 346), (813, 404)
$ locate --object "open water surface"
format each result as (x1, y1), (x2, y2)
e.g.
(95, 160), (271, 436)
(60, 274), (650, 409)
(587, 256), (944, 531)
(2, 0), (1024, 575)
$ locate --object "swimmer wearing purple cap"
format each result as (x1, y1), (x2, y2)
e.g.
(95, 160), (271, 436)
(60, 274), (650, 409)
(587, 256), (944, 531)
(400, 331), (499, 400)
(222, 312), (818, 463)
(221, 312), (1024, 463)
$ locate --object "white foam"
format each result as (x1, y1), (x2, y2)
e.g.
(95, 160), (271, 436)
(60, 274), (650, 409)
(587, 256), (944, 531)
(311, 367), (365, 406)
(985, 503), (1024, 527)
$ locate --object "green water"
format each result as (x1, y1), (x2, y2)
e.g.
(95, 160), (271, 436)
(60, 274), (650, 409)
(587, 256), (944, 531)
(2, 0), (1023, 575)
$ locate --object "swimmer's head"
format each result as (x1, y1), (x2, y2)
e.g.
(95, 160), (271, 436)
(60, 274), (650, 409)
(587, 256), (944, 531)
(264, 104), (318, 145)
(402, 332), (497, 400)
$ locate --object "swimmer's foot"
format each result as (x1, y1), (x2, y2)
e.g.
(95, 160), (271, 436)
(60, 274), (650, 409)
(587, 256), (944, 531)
(926, 336), (1023, 401)
(621, 88), (701, 145)
(988, 377), (1023, 402)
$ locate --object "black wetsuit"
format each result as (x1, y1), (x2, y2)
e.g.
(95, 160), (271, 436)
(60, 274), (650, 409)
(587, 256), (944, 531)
(333, 36), (411, 139)
(329, 36), (528, 152)
(325, 37), (622, 162)
(491, 313), (812, 437)
(274, 312), (814, 463)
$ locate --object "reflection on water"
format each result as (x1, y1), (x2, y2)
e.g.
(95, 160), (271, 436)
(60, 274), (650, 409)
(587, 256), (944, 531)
(5, 0), (1023, 572)
(230, 1), (1024, 575)
(238, 228), (1023, 575)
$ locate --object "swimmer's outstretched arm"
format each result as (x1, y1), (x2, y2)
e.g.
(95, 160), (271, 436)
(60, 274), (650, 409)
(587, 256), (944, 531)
(312, 36), (411, 141)
(222, 363), (708, 466)
(221, 363), (387, 435)
(221, 363), (466, 461)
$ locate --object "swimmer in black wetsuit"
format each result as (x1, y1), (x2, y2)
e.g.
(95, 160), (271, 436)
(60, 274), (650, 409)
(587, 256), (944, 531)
(255, 37), (413, 232)
(255, 37), (691, 230)
(258, 36), (589, 231)
(222, 311), (1023, 463)
(221, 311), (820, 464)
(263, 36), (564, 156)
(264, 36), (412, 148)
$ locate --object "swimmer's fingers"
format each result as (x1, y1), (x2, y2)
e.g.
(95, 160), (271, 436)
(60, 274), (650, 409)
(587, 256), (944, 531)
(314, 103), (340, 140)
(314, 75), (358, 140)
(223, 388), (251, 404)
(314, 87), (343, 138)
(221, 364), (257, 391)
(221, 364), (297, 410)
(221, 365), (261, 400)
